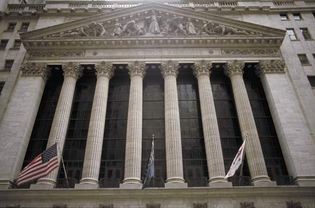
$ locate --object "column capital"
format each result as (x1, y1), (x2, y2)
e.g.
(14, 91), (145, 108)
(62, 62), (82, 79)
(258, 60), (286, 74)
(193, 61), (212, 78)
(161, 60), (179, 78)
(225, 60), (245, 77)
(128, 61), (146, 78)
(95, 61), (114, 79)
(21, 62), (50, 81)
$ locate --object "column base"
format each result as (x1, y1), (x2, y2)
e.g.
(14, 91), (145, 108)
(165, 177), (187, 188)
(75, 178), (99, 189)
(0, 179), (11, 189)
(294, 176), (315, 187)
(120, 177), (142, 189)
(252, 175), (276, 187)
(208, 176), (232, 187)
(30, 178), (56, 189)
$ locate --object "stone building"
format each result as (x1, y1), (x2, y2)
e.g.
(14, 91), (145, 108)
(0, 0), (315, 207)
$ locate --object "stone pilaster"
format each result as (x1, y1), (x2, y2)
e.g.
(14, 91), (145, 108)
(0, 63), (48, 189)
(120, 61), (145, 189)
(193, 61), (231, 187)
(258, 60), (315, 187)
(226, 60), (273, 186)
(32, 62), (82, 189)
(161, 61), (187, 188)
(76, 62), (114, 189)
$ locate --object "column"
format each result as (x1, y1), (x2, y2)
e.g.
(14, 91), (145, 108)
(120, 61), (145, 189)
(0, 63), (49, 189)
(76, 62), (114, 189)
(193, 61), (231, 187)
(225, 60), (274, 186)
(32, 62), (82, 189)
(161, 61), (187, 188)
(259, 60), (315, 186)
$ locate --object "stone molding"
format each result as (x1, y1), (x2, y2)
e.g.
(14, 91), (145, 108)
(161, 60), (179, 78)
(95, 61), (115, 79)
(259, 60), (286, 74)
(225, 60), (245, 77)
(193, 60), (212, 78)
(62, 62), (82, 79)
(21, 62), (50, 81)
(128, 61), (146, 78)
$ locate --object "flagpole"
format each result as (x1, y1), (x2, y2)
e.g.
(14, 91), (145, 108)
(56, 138), (69, 188)
(152, 134), (155, 187)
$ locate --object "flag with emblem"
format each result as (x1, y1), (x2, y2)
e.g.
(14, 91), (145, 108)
(225, 139), (246, 179)
(16, 143), (59, 186)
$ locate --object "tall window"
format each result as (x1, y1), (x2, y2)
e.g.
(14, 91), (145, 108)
(6, 23), (16, 32)
(178, 64), (208, 187)
(4, 60), (14, 71)
(0, 40), (8, 50)
(57, 66), (96, 188)
(244, 64), (290, 185)
(21, 66), (63, 188)
(211, 64), (250, 186)
(12, 39), (21, 49)
(19, 22), (30, 32)
(307, 76), (315, 88)
(300, 28), (312, 40)
(286, 28), (298, 40)
(297, 54), (310, 65)
(141, 65), (165, 187)
(99, 65), (129, 188)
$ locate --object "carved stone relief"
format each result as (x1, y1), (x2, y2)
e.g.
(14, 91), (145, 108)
(29, 50), (84, 58)
(222, 48), (280, 56)
(42, 10), (262, 39)
(21, 62), (50, 80)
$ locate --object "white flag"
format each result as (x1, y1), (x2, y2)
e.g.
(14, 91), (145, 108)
(225, 139), (246, 179)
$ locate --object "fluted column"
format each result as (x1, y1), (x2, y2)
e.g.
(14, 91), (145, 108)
(32, 62), (82, 189)
(161, 61), (187, 188)
(226, 60), (273, 186)
(120, 61), (145, 189)
(193, 61), (231, 187)
(76, 62), (114, 189)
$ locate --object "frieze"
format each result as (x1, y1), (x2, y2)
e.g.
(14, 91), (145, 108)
(222, 48), (280, 56)
(42, 10), (262, 40)
(21, 62), (50, 80)
(29, 50), (85, 58)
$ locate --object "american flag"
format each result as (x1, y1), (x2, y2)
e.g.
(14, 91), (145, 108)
(16, 143), (59, 186)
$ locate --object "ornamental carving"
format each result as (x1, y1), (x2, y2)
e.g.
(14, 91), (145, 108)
(62, 62), (82, 79)
(193, 61), (212, 77)
(42, 10), (261, 39)
(226, 60), (245, 77)
(222, 48), (280, 56)
(95, 62), (114, 79)
(161, 60), (179, 77)
(29, 50), (84, 58)
(259, 60), (285, 74)
(21, 62), (50, 80)
(128, 61), (146, 77)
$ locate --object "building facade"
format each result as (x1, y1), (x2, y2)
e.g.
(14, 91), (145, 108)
(0, 0), (315, 207)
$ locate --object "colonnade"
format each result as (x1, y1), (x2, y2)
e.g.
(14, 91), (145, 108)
(28, 60), (282, 189)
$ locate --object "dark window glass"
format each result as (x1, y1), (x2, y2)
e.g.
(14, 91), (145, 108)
(244, 64), (290, 185)
(300, 28), (312, 40)
(280, 13), (289, 21)
(57, 66), (96, 188)
(99, 65), (129, 188)
(4, 60), (14, 71)
(141, 65), (165, 187)
(12, 39), (21, 49)
(21, 66), (63, 188)
(0, 40), (9, 50)
(178, 64), (208, 187)
(307, 76), (315, 87)
(7, 23), (16, 32)
(286, 28), (298, 40)
(293, 13), (302, 20)
(0, 81), (5, 95)
(298, 54), (310, 65)
(211, 64), (250, 186)
(19, 22), (30, 32)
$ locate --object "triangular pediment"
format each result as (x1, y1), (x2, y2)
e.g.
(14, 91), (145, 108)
(21, 3), (285, 49)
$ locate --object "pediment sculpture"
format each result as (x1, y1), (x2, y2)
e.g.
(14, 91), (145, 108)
(42, 10), (261, 39)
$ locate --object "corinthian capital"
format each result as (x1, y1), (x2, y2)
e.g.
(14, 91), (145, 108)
(193, 61), (212, 78)
(21, 62), (50, 81)
(259, 60), (286, 74)
(95, 61), (114, 79)
(161, 60), (179, 78)
(225, 60), (245, 77)
(128, 61), (146, 78)
(62, 62), (82, 79)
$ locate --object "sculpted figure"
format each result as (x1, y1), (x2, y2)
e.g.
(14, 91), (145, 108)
(167, 17), (186, 35)
(122, 20), (141, 36)
(80, 22), (107, 37)
(112, 22), (123, 36)
(148, 15), (160, 34)
(186, 20), (197, 35)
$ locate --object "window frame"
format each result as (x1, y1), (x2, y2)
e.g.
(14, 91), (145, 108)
(280, 13), (289, 21)
(4, 59), (14, 71)
(286, 28), (298, 41)
(11, 39), (22, 49)
(19, 22), (30, 32)
(0, 39), (9, 50)
(300, 28), (312, 41)
(297, 54), (310, 66)
(293, 13), (302, 21)
(6, 22), (17, 32)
